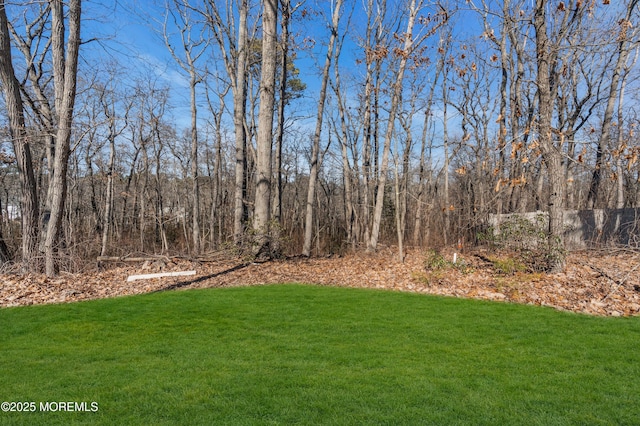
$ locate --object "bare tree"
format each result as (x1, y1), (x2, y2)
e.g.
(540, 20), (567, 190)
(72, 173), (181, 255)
(6, 3), (57, 218)
(368, 0), (439, 251)
(204, 76), (231, 248)
(163, 0), (209, 255)
(253, 0), (278, 256)
(97, 76), (132, 257)
(587, 0), (639, 209)
(533, 0), (590, 271)
(272, 0), (304, 253)
(614, 46), (639, 209)
(42, 0), (81, 276)
(331, 6), (358, 250)
(233, 4), (249, 248)
(199, 0), (252, 247)
(0, 0), (39, 270)
(302, 0), (343, 257)
(3, 0), (640, 272)
(440, 32), (451, 246)
(0, 194), (10, 264)
(359, 0), (388, 248)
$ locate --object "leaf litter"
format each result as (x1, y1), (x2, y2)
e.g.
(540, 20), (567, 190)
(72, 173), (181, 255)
(1, 247), (639, 316)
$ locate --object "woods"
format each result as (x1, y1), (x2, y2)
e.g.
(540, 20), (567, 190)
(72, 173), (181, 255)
(1, 0), (640, 275)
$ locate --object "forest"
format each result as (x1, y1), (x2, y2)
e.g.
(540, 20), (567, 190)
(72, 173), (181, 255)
(1, 0), (639, 277)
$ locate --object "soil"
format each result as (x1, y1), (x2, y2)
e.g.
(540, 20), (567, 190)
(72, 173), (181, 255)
(1, 247), (639, 316)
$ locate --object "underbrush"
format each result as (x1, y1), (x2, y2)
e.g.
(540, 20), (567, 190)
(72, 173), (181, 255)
(478, 213), (566, 272)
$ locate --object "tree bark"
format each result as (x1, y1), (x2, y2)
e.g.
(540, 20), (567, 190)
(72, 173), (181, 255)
(615, 48), (636, 209)
(333, 42), (356, 249)
(189, 70), (201, 255)
(302, 0), (342, 257)
(496, 0), (510, 219)
(368, 0), (422, 251)
(361, 0), (385, 247)
(0, 0), (39, 270)
(8, 4), (57, 227)
(100, 124), (116, 257)
(43, 0), (81, 276)
(534, 0), (565, 272)
(0, 194), (11, 264)
(233, 0), (249, 247)
(163, 1), (208, 254)
(272, 0), (291, 254)
(442, 63), (450, 246)
(253, 0), (278, 256)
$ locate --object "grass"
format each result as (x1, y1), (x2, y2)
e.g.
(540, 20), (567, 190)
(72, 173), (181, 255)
(1, 284), (640, 425)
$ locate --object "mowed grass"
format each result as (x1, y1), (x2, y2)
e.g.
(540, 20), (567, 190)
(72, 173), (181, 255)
(1, 284), (640, 425)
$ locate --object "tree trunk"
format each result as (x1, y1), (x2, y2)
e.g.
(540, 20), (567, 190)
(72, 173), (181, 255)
(189, 70), (201, 255)
(393, 147), (405, 261)
(253, 0), (278, 256)
(442, 70), (450, 246)
(154, 139), (168, 254)
(0, 196), (11, 265)
(361, 0), (385, 247)
(496, 0), (510, 219)
(8, 6), (57, 242)
(302, 0), (342, 257)
(413, 57), (442, 246)
(120, 142), (140, 236)
(508, 22), (527, 213)
(140, 146), (149, 252)
(100, 130), (116, 257)
(413, 117), (428, 246)
(233, 0), (249, 246)
(368, 0), (421, 252)
(333, 52), (356, 250)
(534, 0), (565, 272)
(587, 0), (639, 209)
(615, 50), (635, 209)
(205, 83), (227, 249)
(163, 2), (208, 255)
(272, 0), (291, 255)
(44, 0), (81, 276)
(0, 0), (39, 270)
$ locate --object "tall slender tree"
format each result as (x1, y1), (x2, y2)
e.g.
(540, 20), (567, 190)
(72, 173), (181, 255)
(587, 0), (640, 209)
(0, 0), (39, 270)
(43, 0), (81, 276)
(533, 0), (589, 271)
(253, 0), (278, 256)
(201, 0), (250, 247)
(163, 0), (210, 255)
(368, 0), (430, 251)
(302, 0), (343, 257)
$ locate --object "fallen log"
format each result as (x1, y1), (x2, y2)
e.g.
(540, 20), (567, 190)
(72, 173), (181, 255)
(126, 270), (196, 282)
(97, 256), (170, 263)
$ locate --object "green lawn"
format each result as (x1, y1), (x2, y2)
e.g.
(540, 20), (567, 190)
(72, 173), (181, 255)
(1, 284), (639, 425)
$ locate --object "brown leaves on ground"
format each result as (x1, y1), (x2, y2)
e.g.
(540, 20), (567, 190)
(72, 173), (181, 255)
(1, 247), (639, 317)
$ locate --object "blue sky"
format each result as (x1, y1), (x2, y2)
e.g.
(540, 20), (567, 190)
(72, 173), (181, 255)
(81, 1), (439, 132)
(80, 0), (332, 128)
(77, 0), (484, 159)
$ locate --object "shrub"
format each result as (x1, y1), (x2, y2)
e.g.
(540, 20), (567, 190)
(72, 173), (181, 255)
(479, 214), (566, 272)
(423, 249), (473, 274)
(490, 256), (528, 275)
(424, 249), (450, 270)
